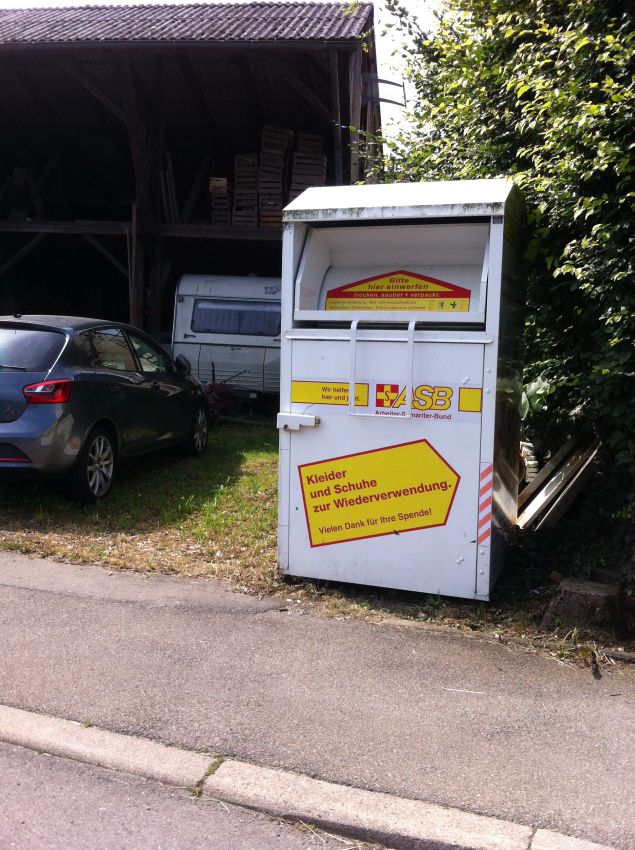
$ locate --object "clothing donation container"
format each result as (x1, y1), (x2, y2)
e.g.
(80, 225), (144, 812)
(277, 180), (524, 600)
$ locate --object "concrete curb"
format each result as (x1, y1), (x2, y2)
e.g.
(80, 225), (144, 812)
(204, 759), (531, 850)
(0, 704), (211, 788)
(0, 704), (617, 850)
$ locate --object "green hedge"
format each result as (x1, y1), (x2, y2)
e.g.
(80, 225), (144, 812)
(380, 0), (634, 468)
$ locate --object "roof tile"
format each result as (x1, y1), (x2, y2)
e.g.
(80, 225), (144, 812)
(0, 2), (373, 45)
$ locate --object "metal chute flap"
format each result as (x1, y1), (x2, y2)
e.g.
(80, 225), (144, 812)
(294, 223), (490, 324)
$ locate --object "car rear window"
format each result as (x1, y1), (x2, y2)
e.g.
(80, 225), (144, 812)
(191, 299), (280, 337)
(0, 327), (66, 371)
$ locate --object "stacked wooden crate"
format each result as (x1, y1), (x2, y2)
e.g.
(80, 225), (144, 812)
(207, 127), (323, 230)
(209, 176), (231, 226)
(289, 133), (327, 201)
(233, 154), (258, 227)
(258, 126), (293, 229)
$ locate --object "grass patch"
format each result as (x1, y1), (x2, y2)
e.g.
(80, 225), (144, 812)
(0, 422), (280, 591)
(1, 422), (632, 657)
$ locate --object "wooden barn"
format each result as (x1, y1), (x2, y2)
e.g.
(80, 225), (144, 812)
(0, 1), (379, 338)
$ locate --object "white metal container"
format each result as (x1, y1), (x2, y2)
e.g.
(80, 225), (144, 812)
(172, 274), (281, 394)
(277, 180), (525, 600)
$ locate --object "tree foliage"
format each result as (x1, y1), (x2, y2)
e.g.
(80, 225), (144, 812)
(381, 0), (634, 466)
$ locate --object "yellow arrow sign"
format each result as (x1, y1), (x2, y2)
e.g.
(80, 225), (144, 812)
(299, 440), (460, 547)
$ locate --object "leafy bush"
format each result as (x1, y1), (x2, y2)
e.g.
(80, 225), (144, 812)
(381, 0), (634, 468)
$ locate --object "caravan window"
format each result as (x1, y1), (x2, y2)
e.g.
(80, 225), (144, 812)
(191, 299), (280, 337)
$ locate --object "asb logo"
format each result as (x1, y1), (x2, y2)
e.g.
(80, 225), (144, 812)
(375, 383), (455, 411)
(376, 384), (400, 408)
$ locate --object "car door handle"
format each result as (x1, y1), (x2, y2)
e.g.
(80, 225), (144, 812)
(108, 384), (120, 394)
(151, 382), (161, 390)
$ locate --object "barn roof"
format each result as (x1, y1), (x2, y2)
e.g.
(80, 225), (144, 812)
(0, 2), (373, 46)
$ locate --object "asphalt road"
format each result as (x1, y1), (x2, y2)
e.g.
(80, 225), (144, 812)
(0, 741), (356, 850)
(1, 553), (633, 849)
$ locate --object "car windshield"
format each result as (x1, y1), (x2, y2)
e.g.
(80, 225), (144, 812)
(0, 327), (66, 371)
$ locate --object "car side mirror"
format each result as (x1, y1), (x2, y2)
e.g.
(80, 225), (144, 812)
(175, 354), (192, 376)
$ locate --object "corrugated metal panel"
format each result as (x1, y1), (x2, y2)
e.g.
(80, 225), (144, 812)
(0, 2), (373, 45)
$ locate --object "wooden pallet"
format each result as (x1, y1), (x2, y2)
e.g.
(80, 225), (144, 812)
(261, 125), (293, 153)
(290, 158), (327, 198)
(210, 189), (232, 225)
(295, 133), (324, 156)
(233, 209), (258, 227)
(290, 133), (327, 201)
(234, 154), (258, 192)
(233, 190), (258, 206)
(259, 211), (283, 228)
(259, 126), (291, 200)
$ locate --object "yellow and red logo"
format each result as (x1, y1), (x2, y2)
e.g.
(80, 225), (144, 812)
(375, 384), (400, 408)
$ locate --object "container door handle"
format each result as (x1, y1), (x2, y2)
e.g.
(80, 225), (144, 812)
(478, 233), (490, 315)
(404, 320), (416, 419)
(349, 319), (359, 415)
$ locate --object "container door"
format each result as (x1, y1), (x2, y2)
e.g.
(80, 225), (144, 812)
(284, 336), (485, 599)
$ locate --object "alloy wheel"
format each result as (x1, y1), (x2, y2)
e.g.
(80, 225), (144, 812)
(86, 435), (114, 497)
(193, 407), (208, 454)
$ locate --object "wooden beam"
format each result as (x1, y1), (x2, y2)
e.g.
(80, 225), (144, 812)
(0, 97), (15, 133)
(57, 58), (127, 124)
(0, 233), (47, 278)
(180, 153), (211, 224)
(127, 202), (144, 327)
(122, 56), (149, 179)
(240, 58), (266, 126)
(272, 60), (332, 123)
(151, 55), (168, 207)
(177, 54), (216, 128)
(0, 220), (130, 235)
(0, 40), (352, 56)
(330, 50), (343, 185)
(158, 223), (281, 242)
(26, 169), (46, 219)
(348, 47), (363, 183)
(122, 53), (157, 298)
(19, 66), (61, 129)
(37, 151), (63, 192)
(82, 234), (128, 277)
(165, 151), (179, 224)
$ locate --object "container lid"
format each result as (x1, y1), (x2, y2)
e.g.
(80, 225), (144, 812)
(284, 178), (516, 223)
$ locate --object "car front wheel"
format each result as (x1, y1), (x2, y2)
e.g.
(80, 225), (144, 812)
(69, 427), (116, 502)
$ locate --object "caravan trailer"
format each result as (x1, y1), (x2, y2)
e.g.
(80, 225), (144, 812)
(172, 275), (281, 395)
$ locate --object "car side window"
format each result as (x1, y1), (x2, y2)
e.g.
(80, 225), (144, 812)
(89, 328), (137, 372)
(127, 333), (175, 374)
(73, 332), (96, 369)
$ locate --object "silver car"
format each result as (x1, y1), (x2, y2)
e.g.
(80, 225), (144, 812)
(0, 316), (209, 501)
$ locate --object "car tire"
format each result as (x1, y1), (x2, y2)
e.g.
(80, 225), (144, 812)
(186, 403), (209, 457)
(68, 427), (116, 502)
